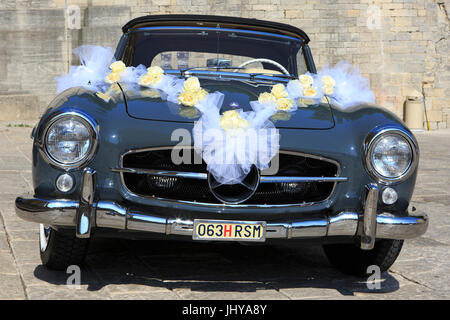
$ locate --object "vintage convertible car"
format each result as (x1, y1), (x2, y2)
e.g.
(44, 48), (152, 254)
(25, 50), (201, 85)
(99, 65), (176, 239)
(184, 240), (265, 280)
(15, 15), (428, 275)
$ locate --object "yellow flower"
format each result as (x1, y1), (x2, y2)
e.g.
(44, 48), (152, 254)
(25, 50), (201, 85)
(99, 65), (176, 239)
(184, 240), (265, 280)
(298, 98), (315, 106)
(271, 111), (292, 122)
(258, 92), (277, 105)
(196, 88), (208, 101)
(271, 83), (288, 99)
(276, 98), (294, 111)
(105, 72), (120, 84)
(221, 109), (239, 118)
(140, 89), (161, 98)
(147, 66), (164, 77)
(96, 92), (111, 102)
(220, 110), (250, 133)
(322, 84), (334, 95)
(178, 106), (200, 119)
(178, 90), (199, 107)
(299, 74), (314, 87)
(110, 61), (126, 74)
(184, 77), (201, 92)
(139, 73), (163, 87)
(321, 75), (336, 87)
(303, 86), (318, 97)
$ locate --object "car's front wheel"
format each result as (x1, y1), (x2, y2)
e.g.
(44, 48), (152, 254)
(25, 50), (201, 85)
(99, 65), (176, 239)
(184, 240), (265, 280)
(39, 224), (90, 270)
(322, 239), (403, 276)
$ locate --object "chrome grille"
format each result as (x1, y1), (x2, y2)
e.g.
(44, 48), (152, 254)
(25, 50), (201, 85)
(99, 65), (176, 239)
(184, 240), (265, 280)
(114, 147), (346, 205)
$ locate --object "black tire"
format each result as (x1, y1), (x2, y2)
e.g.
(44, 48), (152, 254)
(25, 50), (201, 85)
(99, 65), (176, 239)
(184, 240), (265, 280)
(322, 239), (403, 276)
(40, 226), (90, 271)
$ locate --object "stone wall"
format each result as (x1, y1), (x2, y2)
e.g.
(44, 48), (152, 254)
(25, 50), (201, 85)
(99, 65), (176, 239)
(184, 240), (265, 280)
(0, 0), (448, 130)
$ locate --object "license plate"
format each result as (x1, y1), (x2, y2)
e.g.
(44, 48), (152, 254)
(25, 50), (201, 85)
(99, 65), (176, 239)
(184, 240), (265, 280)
(192, 220), (266, 242)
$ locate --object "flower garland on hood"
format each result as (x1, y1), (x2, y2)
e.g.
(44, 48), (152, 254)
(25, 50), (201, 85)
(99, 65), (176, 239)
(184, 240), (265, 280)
(55, 45), (375, 185)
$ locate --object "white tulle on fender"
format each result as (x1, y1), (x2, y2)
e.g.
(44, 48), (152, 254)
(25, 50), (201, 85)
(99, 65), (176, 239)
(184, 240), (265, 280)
(55, 45), (115, 93)
(318, 61), (375, 108)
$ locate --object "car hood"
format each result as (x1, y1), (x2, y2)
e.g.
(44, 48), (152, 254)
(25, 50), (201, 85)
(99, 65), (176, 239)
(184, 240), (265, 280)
(122, 79), (335, 129)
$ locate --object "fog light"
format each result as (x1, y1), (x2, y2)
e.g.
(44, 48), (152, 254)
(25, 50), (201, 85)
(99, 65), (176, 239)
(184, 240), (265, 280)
(382, 187), (398, 205)
(56, 173), (74, 192)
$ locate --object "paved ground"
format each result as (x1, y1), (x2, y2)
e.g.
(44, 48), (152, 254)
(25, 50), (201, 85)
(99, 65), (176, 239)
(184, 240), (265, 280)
(0, 120), (449, 300)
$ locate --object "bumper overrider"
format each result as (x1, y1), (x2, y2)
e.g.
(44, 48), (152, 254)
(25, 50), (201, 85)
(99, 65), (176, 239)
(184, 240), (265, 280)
(15, 168), (428, 250)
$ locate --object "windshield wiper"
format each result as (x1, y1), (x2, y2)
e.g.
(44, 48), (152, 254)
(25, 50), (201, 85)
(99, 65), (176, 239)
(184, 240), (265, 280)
(180, 66), (245, 76)
(249, 73), (297, 80)
(180, 67), (297, 80)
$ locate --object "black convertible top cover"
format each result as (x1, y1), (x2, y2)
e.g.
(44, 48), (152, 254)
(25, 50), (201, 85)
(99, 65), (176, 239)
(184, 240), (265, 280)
(122, 14), (310, 43)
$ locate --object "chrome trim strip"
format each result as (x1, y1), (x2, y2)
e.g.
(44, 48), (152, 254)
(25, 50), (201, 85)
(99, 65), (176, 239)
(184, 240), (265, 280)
(111, 167), (208, 180)
(115, 146), (345, 208)
(75, 168), (95, 238)
(111, 167), (348, 183)
(260, 176), (348, 183)
(364, 125), (420, 185)
(37, 110), (99, 170)
(14, 195), (428, 240)
(361, 183), (378, 250)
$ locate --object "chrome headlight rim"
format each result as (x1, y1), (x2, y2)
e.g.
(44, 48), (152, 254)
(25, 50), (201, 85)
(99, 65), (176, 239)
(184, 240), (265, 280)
(38, 111), (98, 170)
(364, 126), (419, 185)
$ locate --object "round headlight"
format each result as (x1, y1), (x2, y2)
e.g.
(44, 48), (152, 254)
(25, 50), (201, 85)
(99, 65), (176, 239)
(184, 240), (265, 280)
(43, 114), (96, 167)
(367, 131), (416, 182)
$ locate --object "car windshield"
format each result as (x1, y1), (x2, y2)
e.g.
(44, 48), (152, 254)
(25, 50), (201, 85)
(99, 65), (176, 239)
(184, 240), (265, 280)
(124, 26), (305, 77)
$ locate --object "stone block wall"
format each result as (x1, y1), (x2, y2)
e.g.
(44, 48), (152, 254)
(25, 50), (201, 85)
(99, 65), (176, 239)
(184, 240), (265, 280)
(0, 0), (448, 130)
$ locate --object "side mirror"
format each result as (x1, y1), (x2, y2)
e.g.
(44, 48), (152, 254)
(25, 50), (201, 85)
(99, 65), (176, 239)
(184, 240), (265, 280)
(206, 58), (232, 68)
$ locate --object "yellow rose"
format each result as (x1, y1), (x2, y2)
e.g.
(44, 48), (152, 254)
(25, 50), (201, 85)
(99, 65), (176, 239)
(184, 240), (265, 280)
(271, 111), (292, 122)
(110, 61), (126, 74)
(220, 117), (234, 131)
(147, 66), (164, 77)
(96, 91), (111, 102)
(299, 74), (314, 87)
(139, 73), (162, 87)
(237, 118), (250, 129)
(220, 110), (249, 132)
(222, 109), (239, 118)
(178, 90), (198, 107)
(322, 84), (334, 95)
(276, 98), (294, 111)
(184, 77), (201, 92)
(271, 83), (288, 99)
(105, 72), (120, 84)
(258, 92), (277, 104)
(140, 89), (161, 98)
(196, 88), (208, 101)
(321, 75), (336, 87)
(298, 98), (315, 106)
(303, 86), (318, 97)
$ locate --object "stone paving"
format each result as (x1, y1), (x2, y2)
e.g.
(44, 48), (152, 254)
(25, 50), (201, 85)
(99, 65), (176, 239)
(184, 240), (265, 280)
(0, 120), (449, 300)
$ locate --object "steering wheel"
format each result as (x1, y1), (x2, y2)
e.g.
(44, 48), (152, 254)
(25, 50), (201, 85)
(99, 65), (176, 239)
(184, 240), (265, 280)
(235, 58), (290, 75)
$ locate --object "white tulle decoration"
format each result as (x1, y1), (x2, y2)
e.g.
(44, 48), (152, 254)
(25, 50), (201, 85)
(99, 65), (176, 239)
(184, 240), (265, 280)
(53, 45), (376, 186)
(193, 93), (279, 185)
(55, 45), (115, 93)
(318, 61), (375, 108)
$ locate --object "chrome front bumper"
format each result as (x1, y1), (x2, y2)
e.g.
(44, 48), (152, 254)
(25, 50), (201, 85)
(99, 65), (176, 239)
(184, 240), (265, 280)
(15, 195), (428, 244)
(15, 168), (428, 248)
